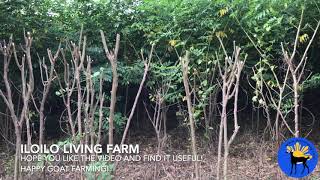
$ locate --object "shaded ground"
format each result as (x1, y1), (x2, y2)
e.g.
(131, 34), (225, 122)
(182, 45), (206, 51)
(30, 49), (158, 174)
(115, 130), (320, 180)
(1, 130), (320, 179)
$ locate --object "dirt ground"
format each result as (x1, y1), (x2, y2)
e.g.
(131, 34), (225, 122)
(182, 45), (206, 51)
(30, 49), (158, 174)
(115, 131), (320, 180)
(1, 130), (320, 180)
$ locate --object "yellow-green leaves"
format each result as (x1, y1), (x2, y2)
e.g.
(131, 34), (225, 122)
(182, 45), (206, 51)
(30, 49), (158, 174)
(218, 7), (228, 17)
(299, 34), (309, 43)
(216, 31), (227, 38)
(169, 39), (177, 47)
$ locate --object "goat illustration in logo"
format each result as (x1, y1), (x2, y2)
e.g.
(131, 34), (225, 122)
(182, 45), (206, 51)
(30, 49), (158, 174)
(286, 142), (312, 174)
(278, 137), (318, 178)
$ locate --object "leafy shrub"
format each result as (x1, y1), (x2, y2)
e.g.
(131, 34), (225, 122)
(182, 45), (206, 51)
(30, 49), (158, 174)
(94, 107), (127, 134)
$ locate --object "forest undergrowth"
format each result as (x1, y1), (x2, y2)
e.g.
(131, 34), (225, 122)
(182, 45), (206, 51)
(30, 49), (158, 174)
(1, 129), (319, 180)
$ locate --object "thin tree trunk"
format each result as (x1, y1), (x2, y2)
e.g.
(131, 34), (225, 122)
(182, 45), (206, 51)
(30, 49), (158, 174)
(26, 113), (31, 151)
(216, 39), (245, 179)
(223, 102), (228, 180)
(14, 124), (21, 180)
(216, 109), (224, 180)
(120, 44), (154, 145)
(293, 77), (299, 137)
(100, 31), (120, 146)
(181, 51), (199, 179)
(109, 65), (118, 145)
(38, 48), (59, 145)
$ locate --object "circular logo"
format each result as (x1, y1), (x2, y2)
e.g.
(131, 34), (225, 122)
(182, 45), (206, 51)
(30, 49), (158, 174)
(278, 137), (318, 178)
